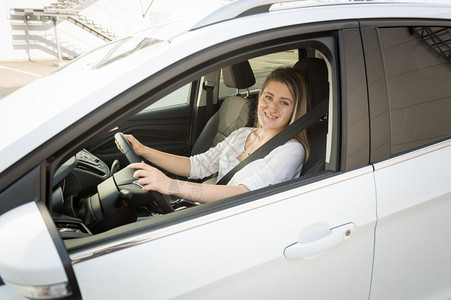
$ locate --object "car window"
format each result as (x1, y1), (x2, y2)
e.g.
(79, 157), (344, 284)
(379, 26), (451, 155)
(218, 50), (299, 99)
(144, 83), (191, 110)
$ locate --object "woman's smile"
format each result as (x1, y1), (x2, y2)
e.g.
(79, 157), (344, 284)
(264, 112), (278, 119)
(257, 80), (295, 133)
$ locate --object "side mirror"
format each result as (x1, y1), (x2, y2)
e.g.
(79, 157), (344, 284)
(0, 202), (72, 299)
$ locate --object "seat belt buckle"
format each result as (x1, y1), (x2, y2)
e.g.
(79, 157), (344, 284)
(203, 80), (215, 90)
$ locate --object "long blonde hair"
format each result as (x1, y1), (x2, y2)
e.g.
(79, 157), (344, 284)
(258, 67), (310, 163)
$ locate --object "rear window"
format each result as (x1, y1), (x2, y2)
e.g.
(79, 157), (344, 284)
(371, 26), (451, 157)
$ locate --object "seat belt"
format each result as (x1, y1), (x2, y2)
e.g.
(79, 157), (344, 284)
(203, 80), (215, 121)
(217, 99), (328, 185)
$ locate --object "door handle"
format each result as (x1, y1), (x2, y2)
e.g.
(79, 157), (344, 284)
(284, 222), (355, 259)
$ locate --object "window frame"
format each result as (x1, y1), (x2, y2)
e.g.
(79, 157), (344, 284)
(63, 31), (345, 253)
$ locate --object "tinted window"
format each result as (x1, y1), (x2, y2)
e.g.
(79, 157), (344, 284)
(379, 26), (451, 155)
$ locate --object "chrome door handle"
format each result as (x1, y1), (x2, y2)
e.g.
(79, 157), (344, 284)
(284, 223), (355, 259)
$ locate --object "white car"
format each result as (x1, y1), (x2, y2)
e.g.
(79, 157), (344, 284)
(1, 1), (451, 299)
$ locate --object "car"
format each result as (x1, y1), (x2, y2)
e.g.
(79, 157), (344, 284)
(1, 0), (451, 299)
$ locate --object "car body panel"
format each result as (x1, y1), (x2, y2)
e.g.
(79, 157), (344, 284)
(371, 140), (451, 299)
(71, 167), (376, 299)
(0, 285), (26, 300)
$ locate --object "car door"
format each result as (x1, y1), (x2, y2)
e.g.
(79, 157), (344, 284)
(65, 28), (377, 299)
(362, 24), (451, 299)
(69, 168), (376, 299)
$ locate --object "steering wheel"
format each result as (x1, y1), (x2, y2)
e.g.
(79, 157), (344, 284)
(114, 132), (141, 163)
(114, 132), (174, 213)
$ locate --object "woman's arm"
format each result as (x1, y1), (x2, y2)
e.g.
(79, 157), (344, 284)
(123, 134), (191, 177)
(128, 162), (249, 203)
(171, 179), (250, 203)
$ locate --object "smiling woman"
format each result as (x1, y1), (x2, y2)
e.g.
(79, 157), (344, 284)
(123, 67), (308, 204)
(254, 67), (310, 163)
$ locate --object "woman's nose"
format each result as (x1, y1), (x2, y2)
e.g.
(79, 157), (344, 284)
(267, 100), (278, 111)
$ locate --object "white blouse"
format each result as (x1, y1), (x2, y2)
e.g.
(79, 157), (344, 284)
(189, 127), (305, 191)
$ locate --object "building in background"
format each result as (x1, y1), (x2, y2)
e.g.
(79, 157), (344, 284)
(0, 0), (449, 99)
(0, 0), (228, 63)
(1, 0), (450, 63)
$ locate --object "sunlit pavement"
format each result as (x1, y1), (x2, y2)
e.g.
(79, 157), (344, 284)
(0, 60), (61, 100)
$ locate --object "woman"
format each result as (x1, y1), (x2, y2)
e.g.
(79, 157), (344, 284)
(121, 67), (310, 203)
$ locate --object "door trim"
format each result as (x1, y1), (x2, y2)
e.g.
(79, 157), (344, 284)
(373, 139), (451, 171)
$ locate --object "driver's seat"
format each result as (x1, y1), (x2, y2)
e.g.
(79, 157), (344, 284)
(293, 57), (329, 176)
(191, 61), (255, 155)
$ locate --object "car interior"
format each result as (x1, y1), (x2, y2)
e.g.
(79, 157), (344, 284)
(50, 45), (335, 247)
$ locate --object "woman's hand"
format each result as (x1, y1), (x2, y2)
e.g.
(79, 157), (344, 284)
(116, 134), (146, 157)
(128, 162), (172, 194)
(128, 161), (249, 203)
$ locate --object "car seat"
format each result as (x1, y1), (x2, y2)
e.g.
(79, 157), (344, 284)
(293, 57), (329, 175)
(191, 60), (255, 155)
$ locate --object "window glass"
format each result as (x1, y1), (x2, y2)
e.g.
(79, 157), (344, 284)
(144, 83), (191, 110)
(379, 27), (451, 154)
(218, 50), (298, 99)
(58, 36), (165, 72)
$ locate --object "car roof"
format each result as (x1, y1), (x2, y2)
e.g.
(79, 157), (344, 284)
(191, 0), (451, 29)
(1, 0), (451, 175)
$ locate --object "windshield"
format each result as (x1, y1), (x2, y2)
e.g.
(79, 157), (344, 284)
(68, 36), (163, 71)
(56, 20), (189, 72)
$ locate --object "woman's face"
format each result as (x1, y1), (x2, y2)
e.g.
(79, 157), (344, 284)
(257, 80), (295, 133)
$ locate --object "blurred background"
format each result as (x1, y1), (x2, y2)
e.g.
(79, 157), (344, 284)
(0, 0), (449, 99)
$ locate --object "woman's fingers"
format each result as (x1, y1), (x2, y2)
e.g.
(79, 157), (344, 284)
(127, 162), (168, 193)
(124, 134), (141, 153)
(116, 134), (136, 153)
(127, 161), (148, 172)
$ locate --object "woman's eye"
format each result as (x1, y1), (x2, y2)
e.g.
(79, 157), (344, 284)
(265, 95), (272, 101)
(281, 101), (289, 106)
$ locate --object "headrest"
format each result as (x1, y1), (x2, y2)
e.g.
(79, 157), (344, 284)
(222, 60), (256, 89)
(293, 58), (329, 107)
